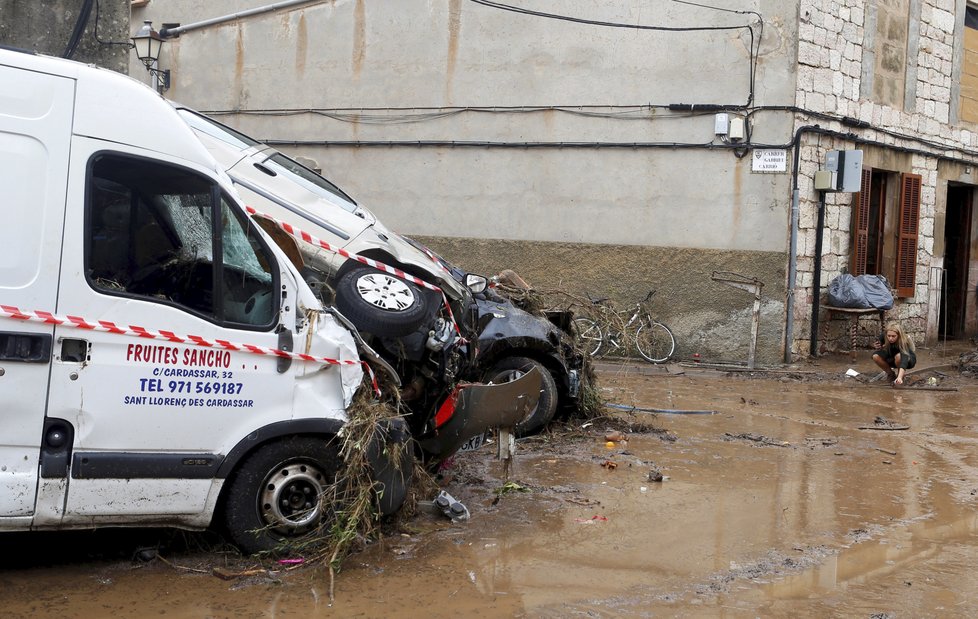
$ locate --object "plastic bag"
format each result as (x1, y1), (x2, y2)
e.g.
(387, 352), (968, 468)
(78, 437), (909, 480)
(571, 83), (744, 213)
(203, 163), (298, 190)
(856, 274), (893, 310)
(827, 273), (868, 308)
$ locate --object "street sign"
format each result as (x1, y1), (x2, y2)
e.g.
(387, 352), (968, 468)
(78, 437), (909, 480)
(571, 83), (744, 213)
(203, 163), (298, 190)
(751, 149), (787, 173)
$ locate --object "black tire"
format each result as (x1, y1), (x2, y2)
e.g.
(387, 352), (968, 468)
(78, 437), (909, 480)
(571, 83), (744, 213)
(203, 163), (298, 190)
(223, 436), (341, 555)
(635, 320), (675, 363)
(335, 266), (429, 337)
(484, 356), (558, 436)
(572, 317), (603, 357)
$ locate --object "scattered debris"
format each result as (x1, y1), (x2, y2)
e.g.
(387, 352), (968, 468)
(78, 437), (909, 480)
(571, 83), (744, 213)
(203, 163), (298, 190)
(433, 490), (470, 522)
(495, 481), (530, 495)
(566, 497), (602, 507)
(605, 402), (717, 415)
(277, 558), (305, 566)
(212, 566), (269, 581)
(858, 416), (910, 431)
(875, 447), (898, 456)
(604, 431), (625, 443)
(804, 437), (838, 448)
(601, 460), (618, 470)
(574, 515), (608, 524)
(648, 469), (664, 482)
(723, 432), (792, 447)
(156, 554), (210, 575)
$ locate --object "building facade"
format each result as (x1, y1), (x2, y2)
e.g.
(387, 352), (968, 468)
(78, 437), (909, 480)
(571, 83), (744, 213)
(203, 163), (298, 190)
(115, 1), (978, 363)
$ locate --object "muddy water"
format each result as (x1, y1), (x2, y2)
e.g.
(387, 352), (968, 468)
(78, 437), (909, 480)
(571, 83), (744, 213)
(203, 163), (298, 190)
(2, 371), (978, 618)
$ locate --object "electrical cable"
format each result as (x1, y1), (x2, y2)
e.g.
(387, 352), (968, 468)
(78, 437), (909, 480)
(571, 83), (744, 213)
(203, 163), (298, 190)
(62, 0), (95, 59)
(465, 0), (760, 108)
(213, 102), (978, 163)
(94, 0), (136, 48)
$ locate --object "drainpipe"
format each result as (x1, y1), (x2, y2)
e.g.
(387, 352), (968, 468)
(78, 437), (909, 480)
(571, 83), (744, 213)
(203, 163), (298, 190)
(159, 0), (325, 37)
(785, 125), (820, 363)
(808, 190), (827, 356)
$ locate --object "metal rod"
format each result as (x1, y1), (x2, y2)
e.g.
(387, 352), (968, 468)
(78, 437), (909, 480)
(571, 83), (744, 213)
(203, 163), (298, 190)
(160, 0), (324, 37)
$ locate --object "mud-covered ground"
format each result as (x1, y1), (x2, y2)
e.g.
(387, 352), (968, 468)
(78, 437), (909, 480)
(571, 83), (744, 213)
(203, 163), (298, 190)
(3, 347), (978, 618)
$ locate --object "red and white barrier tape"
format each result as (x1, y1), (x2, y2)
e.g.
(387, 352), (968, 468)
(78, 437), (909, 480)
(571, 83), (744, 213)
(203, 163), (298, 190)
(0, 305), (380, 394)
(246, 206), (464, 340)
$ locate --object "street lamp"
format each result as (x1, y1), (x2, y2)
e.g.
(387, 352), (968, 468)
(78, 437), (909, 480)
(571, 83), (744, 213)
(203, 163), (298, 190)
(131, 20), (170, 92)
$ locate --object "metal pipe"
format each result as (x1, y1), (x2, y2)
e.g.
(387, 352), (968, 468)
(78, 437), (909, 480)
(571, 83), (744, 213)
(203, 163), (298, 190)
(808, 190), (827, 356)
(160, 0), (325, 38)
(785, 125), (821, 363)
(785, 187), (799, 363)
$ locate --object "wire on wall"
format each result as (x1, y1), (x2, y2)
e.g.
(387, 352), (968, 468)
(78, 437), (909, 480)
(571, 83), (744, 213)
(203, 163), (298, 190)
(466, 0), (762, 108)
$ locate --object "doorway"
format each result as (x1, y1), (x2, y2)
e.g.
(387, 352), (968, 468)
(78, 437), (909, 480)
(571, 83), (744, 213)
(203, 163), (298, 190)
(939, 185), (973, 339)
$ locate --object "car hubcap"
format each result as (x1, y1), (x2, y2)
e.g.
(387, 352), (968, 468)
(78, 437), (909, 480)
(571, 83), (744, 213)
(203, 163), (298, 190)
(259, 462), (326, 534)
(356, 273), (415, 311)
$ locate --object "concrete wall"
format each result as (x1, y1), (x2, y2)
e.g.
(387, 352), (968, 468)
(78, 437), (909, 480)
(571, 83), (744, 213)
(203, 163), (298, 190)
(132, 0), (799, 365)
(0, 0), (130, 72)
(415, 236), (786, 366)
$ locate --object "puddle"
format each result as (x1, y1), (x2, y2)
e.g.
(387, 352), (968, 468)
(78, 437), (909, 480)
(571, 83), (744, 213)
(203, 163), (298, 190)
(1, 373), (977, 617)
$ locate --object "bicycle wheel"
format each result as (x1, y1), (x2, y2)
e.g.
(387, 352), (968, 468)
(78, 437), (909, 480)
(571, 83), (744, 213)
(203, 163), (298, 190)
(572, 317), (603, 357)
(635, 320), (675, 363)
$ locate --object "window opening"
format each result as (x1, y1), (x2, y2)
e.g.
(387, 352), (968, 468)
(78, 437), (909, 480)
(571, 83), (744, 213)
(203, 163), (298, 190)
(851, 168), (921, 298)
(86, 154), (277, 328)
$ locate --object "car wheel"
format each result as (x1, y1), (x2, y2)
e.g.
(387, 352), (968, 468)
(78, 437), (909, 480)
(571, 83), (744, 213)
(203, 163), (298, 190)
(484, 356), (558, 436)
(223, 437), (341, 555)
(335, 266), (429, 337)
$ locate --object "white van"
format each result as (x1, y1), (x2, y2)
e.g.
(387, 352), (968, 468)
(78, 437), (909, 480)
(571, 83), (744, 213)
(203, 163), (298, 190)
(0, 48), (537, 554)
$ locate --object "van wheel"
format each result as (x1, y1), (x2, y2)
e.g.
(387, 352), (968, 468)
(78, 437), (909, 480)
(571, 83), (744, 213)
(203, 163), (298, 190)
(484, 356), (558, 436)
(223, 437), (341, 555)
(335, 266), (429, 337)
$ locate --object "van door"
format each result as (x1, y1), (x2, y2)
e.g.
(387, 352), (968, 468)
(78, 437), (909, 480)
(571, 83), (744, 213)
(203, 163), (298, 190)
(44, 144), (318, 523)
(0, 64), (73, 518)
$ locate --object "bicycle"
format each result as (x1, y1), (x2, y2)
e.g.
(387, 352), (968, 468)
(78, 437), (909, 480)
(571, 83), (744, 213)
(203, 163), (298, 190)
(572, 290), (676, 363)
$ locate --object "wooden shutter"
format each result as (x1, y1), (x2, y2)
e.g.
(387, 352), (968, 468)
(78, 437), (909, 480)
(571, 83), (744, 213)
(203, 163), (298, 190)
(895, 172), (922, 298)
(851, 167), (872, 275)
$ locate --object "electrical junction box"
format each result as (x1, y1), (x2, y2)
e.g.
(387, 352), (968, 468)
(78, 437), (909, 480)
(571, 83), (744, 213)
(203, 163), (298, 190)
(822, 149), (863, 192)
(714, 113), (729, 135)
(729, 117), (745, 141)
(814, 170), (835, 190)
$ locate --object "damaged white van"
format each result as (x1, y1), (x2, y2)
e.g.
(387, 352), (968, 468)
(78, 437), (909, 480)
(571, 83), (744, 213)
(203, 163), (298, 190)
(0, 48), (538, 554)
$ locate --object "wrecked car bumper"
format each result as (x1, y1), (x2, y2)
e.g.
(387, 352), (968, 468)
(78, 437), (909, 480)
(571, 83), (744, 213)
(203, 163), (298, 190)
(420, 366), (542, 459)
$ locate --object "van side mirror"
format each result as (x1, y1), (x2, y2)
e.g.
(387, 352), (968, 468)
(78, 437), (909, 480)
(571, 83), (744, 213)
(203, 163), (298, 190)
(464, 273), (489, 294)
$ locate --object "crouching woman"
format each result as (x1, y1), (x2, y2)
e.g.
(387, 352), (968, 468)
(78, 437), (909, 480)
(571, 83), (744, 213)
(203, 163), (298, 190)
(872, 322), (916, 386)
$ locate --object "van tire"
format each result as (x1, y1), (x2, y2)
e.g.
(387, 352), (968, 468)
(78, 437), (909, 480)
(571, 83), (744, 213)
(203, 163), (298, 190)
(334, 266), (429, 337)
(223, 436), (341, 555)
(484, 356), (558, 436)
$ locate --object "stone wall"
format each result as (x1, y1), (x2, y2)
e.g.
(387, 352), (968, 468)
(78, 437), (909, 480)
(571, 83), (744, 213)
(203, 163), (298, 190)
(790, 1), (978, 353)
(0, 0), (130, 72)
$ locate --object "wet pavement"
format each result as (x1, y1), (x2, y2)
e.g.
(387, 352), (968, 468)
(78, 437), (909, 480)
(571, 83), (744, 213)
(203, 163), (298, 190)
(2, 344), (977, 618)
